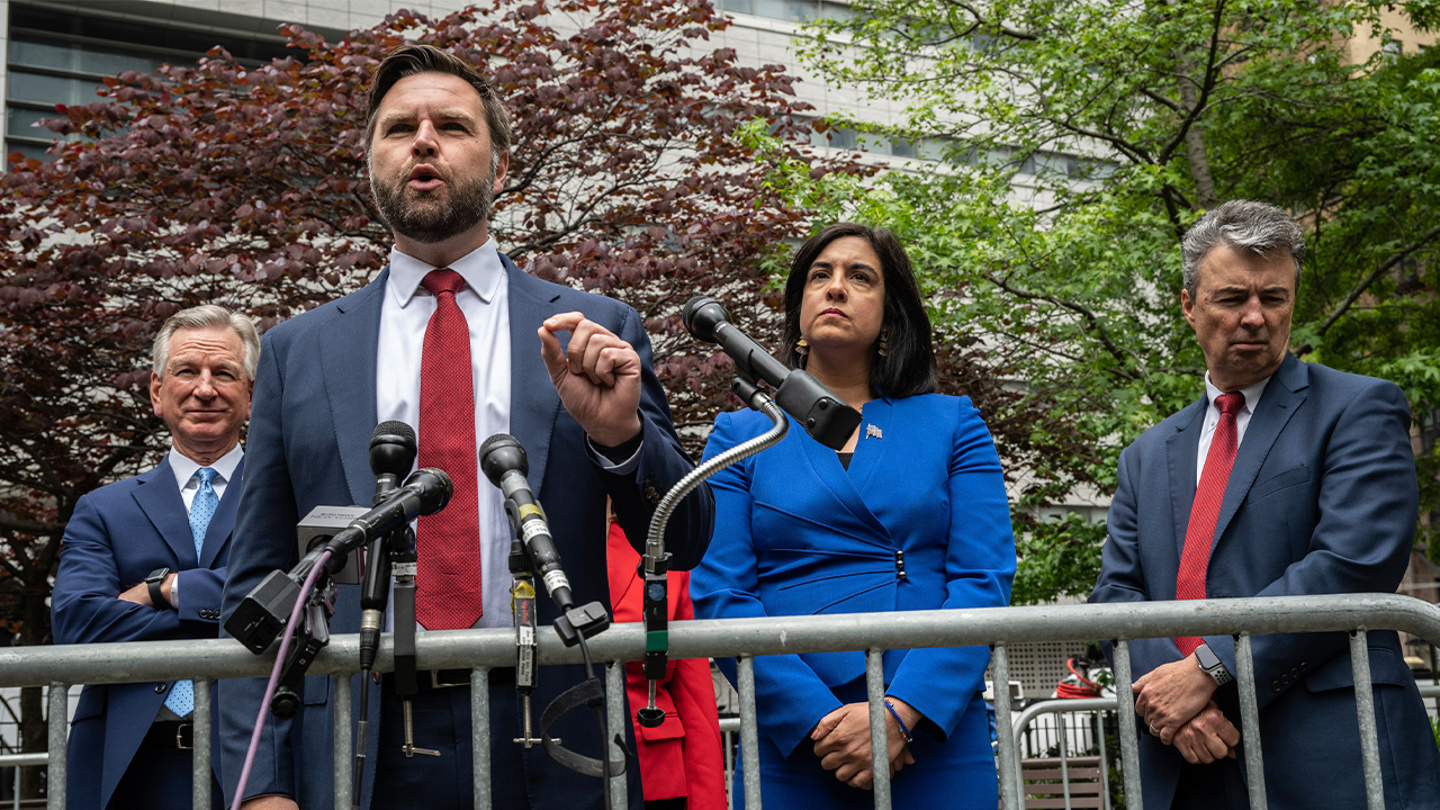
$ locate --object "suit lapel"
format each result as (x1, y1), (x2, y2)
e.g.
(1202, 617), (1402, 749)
(320, 270), (386, 506)
(1211, 353), (1307, 549)
(131, 457), (196, 567)
(1165, 398), (1207, 565)
(795, 409), (891, 545)
(504, 257), (562, 499)
(200, 455), (244, 568)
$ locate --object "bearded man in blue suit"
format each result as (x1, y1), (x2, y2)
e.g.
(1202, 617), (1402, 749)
(1090, 200), (1440, 809)
(52, 304), (258, 810)
(218, 44), (712, 810)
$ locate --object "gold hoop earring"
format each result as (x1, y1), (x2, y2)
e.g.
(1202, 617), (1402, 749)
(877, 330), (889, 358)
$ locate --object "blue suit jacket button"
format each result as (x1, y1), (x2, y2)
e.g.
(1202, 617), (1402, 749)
(155, 683), (166, 694)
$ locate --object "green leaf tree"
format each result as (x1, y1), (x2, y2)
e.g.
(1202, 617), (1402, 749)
(797, 0), (1440, 601)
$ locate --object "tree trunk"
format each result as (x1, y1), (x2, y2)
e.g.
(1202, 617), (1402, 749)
(1178, 55), (1219, 210)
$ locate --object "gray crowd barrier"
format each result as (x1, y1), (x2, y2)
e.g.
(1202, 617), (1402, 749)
(4, 592), (1438, 810)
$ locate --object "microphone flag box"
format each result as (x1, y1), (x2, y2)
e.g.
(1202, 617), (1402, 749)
(297, 505), (370, 585)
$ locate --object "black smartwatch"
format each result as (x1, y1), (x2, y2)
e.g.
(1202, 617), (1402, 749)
(1195, 643), (1234, 687)
(145, 567), (173, 611)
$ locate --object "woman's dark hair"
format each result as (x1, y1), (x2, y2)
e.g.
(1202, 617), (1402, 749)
(781, 222), (937, 398)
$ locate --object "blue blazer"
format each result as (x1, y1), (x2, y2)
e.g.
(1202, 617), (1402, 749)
(691, 394), (1015, 759)
(52, 453), (240, 810)
(1090, 353), (1440, 808)
(217, 256), (713, 810)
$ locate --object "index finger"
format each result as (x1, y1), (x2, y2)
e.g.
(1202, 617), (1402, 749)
(541, 311), (587, 333)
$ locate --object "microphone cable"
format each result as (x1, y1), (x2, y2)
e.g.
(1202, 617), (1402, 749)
(230, 549), (333, 810)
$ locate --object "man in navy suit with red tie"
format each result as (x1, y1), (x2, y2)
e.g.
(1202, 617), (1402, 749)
(218, 44), (712, 810)
(52, 304), (258, 810)
(1090, 200), (1440, 809)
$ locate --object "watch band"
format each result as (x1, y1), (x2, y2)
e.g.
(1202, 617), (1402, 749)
(1195, 643), (1234, 687)
(146, 568), (173, 611)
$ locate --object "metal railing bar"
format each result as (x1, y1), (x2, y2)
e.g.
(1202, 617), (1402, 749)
(606, 663), (627, 810)
(1350, 630), (1384, 810)
(1112, 641), (1142, 810)
(1234, 632), (1266, 810)
(864, 648), (891, 810)
(194, 677), (212, 810)
(1056, 710), (1071, 810)
(46, 681), (65, 810)
(737, 656), (761, 810)
(14, 594), (1440, 688)
(473, 666), (490, 810)
(992, 643), (1018, 810)
(334, 674), (352, 810)
(0, 754), (45, 768)
(1097, 710), (1112, 810)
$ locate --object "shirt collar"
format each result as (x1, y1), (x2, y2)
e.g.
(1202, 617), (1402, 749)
(1202, 371), (1272, 416)
(386, 238), (505, 309)
(167, 443), (244, 492)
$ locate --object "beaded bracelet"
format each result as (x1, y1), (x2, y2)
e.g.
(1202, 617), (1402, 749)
(883, 698), (913, 744)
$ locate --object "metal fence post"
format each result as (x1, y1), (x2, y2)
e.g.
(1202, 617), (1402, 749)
(193, 678), (212, 810)
(864, 649), (891, 810)
(473, 666), (491, 810)
(1112, 641), (1142, 810)
(334, 674), (352, 810)
(46, 682), (66, 810)
(606, 662), (627, 810)
(1233, 632), (1266, 810)
(1350, 629), (1384, 810)
(1056, 711), (1071, 810)
(738, 656), (762, 810)
(992, 643), (1019, 810)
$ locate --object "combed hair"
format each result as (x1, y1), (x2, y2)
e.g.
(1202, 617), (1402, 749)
(365, 43), (512, 168)
(152, 305), (261, 381)
(1182, 200), (1306, 299)
(781, 223), (937, 398)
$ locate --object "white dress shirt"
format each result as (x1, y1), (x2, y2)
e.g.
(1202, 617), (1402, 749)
(1195, 373), (1272, 482)
(164, 443), (244, 609)
(376, 239), (515, 629)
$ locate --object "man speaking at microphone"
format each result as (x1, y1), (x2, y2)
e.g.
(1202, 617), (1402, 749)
(218, 43), (714, 810)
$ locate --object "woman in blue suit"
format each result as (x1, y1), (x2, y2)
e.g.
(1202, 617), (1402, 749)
(691, 223), (1016, 807)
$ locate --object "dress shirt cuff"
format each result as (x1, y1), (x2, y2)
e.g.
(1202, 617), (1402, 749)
(169, 575), (179, 610)
(586, 431), (643, 475)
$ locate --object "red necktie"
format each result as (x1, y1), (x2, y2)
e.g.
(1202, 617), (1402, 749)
(416, 269), (484, 630)
(1175, 391), (1245, 656)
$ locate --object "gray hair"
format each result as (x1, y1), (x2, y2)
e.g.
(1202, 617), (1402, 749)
(1181, 200), (1306, 299)
(151, 304), (261, 380)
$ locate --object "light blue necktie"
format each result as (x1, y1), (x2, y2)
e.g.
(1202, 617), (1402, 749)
(163, 467), (218, 717)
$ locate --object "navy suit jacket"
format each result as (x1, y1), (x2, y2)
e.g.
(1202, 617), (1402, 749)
(218, 256), (712, 810)
(1090, 353), (1440, 808)
(692, 394), (1016, 760)
(52, 453), (240, 810)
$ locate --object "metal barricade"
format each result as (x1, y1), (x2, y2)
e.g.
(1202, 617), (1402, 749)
(6, 593), (1439, 810)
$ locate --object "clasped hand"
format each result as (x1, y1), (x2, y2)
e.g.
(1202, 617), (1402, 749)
(810, 700), (918, 790)
(538, 312), (643, 448)
(1133, 656), (1238, 764)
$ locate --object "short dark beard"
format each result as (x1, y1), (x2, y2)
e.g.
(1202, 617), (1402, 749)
(372, 161), (495, 244)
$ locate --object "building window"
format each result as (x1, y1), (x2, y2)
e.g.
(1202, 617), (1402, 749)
(6, 4), (295, 162)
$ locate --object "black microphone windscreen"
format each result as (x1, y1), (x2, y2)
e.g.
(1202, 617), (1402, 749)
(682, 296), (731, 344)
(370, 421), (417, 478)
(479, 433), (528, 487)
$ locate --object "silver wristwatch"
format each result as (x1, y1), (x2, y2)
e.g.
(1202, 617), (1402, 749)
(1194, 643), (1234, 687)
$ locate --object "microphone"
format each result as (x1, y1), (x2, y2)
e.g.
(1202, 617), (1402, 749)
(360, 422), (416, 670)
(682, 296), (862, 450)
(317, 468), (453, 565)
(479, 434), (574, 611)
(370, 422), (417, 502)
